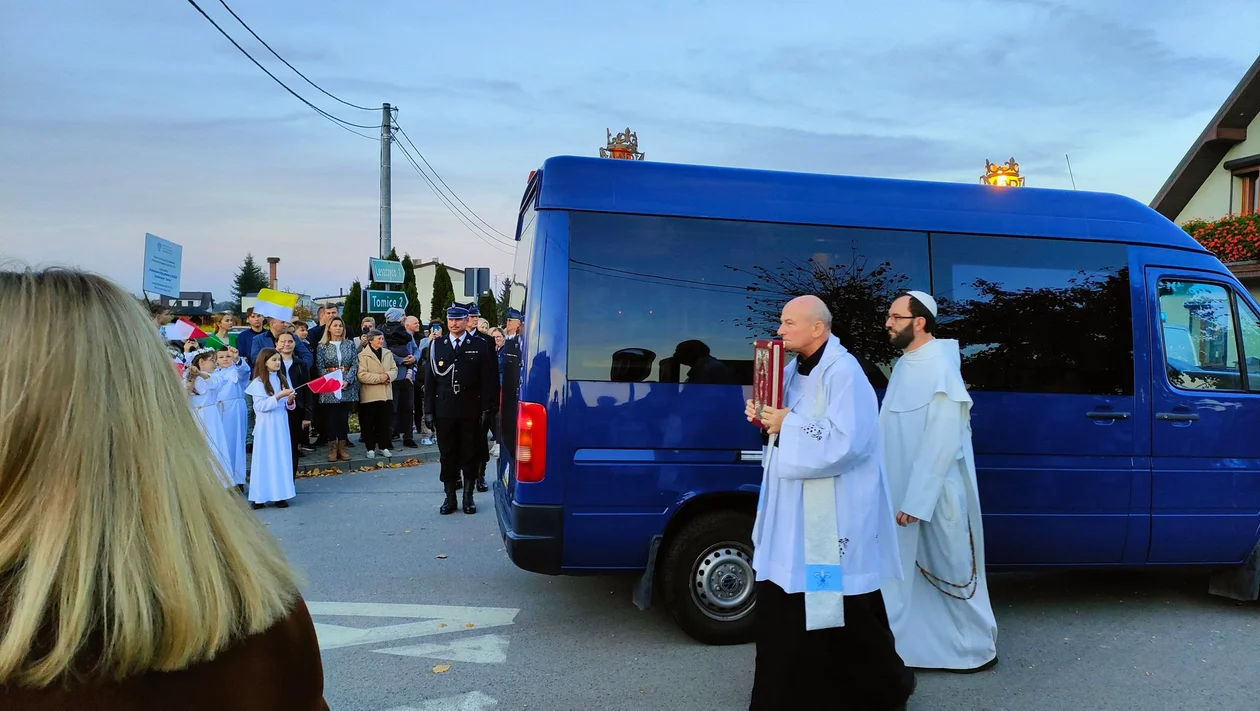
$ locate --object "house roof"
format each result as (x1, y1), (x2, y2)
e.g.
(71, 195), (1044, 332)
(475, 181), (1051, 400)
(1150, 54), (1260, 220)
(163, 291), (212, 302)
(410, 260), (465, 273)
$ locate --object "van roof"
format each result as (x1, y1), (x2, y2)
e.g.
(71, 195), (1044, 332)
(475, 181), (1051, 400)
(536, 155), (1206, 252)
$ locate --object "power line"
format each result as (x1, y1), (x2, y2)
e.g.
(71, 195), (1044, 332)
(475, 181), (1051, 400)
(394, 138), (514, 255)
(393, 123), (513, 243)
(392, 135), (512, 252)
(214, 0), (376, 112)
(186, 0), (378, 132)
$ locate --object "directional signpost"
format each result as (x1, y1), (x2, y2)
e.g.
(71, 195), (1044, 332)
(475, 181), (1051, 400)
(363, 289), (408, 313)
(369, 258), (406, 284)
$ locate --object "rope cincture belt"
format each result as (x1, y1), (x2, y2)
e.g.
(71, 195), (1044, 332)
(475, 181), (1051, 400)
(915, 520), (979, 601)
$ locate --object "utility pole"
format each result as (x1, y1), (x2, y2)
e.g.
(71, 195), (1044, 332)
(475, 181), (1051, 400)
(379, 103), (392, 259)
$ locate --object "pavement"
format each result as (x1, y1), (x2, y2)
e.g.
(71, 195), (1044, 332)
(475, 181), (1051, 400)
(266, 463), (1260, 711)
(287, 437), (440, 475)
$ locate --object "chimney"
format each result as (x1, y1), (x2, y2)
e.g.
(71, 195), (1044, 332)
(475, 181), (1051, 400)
(266, 257), (280, 290)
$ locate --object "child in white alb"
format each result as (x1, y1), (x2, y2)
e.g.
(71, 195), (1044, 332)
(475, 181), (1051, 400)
(244, 348), (297, 509)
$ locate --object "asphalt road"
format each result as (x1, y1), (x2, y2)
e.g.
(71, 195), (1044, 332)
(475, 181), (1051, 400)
(265, 463), (1260, 711)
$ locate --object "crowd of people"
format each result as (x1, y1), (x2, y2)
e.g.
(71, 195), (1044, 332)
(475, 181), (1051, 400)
(156, 299), (517, 512)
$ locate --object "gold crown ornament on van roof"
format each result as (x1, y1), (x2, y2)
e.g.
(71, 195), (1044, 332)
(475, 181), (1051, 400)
(981, 158), (1024, 187)
(600, 127), (644, 160)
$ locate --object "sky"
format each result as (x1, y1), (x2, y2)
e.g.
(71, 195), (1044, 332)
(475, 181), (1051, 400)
(1, 0), (1257, 302)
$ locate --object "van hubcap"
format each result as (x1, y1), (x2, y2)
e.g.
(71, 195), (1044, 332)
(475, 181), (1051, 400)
(691, 542), (755, 621)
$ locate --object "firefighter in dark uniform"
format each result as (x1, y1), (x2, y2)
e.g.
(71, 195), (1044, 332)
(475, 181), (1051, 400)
(464, 302), (494, 492)
(497, 308), (524, 483)
(424, 304), (500, 515)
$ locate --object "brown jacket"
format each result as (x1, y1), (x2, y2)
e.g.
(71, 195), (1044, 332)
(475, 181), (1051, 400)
(0, 597), (329, 711)
(357, 346), (397, 403)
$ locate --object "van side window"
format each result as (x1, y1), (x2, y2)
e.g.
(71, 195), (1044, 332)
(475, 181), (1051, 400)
(931, 234), (1133, 395)
(1241, 302), (1260, 390)
(567, 212), (930, 386)
(1157, 280), (1243, 392)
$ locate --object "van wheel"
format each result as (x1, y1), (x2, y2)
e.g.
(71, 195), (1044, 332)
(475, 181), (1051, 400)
(660, 510), (757, 645)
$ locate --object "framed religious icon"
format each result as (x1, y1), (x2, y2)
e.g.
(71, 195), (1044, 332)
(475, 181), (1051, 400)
(752, 339), (785, 429)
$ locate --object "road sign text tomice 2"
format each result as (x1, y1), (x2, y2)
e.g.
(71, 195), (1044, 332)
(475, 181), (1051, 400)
(363, 289), (408, 312)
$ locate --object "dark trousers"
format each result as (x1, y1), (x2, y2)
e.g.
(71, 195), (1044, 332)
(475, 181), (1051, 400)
(435, 417), (479, 485)
(359, 401), (393, 450)
(311, 402), (325, 441)
(286, 407), (306, 475)
(414, 384), (426, 434)
(392, 380), (414, 439)
(324, 402), (352, 441)
(749, 581), (914, 711)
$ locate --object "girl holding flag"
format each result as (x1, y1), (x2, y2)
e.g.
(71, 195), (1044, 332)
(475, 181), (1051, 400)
(207, 311), (237, 349)
(185, 348), (234, 488)
(214, 344), (251, 492)
(245, 349), (297, 509)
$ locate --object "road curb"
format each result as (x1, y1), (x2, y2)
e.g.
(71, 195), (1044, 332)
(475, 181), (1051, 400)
(297, 448), (442, 476)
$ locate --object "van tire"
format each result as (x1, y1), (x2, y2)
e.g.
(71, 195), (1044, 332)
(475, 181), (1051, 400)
(659, 509), (757, 646)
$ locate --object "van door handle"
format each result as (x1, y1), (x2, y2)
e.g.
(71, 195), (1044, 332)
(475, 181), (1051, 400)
(1086, 411), (1130, 420)
(1156, 412), (1199, 422)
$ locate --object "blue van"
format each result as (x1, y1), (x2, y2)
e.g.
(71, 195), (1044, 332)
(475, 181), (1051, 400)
(494, 156), (1260, 645)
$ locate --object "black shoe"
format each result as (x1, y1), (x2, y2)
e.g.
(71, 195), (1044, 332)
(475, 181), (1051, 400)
(344, 441), (355, 448)
(403, 440), (418, 448)
(300, 444), (315, 453)
(275, 500), (289, 508)
(462, 479), (477, 515)
(440, 484), (458, 515)
(251, 502), (265, 510)
(476, 477), (488, 493)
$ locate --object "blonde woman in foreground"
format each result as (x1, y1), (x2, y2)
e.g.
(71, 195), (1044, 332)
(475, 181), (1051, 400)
(0, 267), (329, 711)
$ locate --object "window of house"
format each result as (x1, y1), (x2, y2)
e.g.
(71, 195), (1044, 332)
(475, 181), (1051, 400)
(930, 234), (1133, 395)
(567, 212), (930, 385)
(1241, 172), (1258, 216)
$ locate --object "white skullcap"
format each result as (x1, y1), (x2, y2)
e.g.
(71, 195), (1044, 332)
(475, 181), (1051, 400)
(906, 290), (938, 318)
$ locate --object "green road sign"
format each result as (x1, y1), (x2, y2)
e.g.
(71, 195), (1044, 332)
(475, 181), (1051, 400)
(363, 289), (408, 313)
(368, 258), (406, 284)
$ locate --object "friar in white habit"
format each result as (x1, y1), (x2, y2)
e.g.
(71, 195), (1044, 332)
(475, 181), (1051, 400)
(743, 295), (916, 711)
(878, 290), (999, 673)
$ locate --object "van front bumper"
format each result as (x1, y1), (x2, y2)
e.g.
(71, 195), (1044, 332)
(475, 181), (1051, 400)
(494, 481), (563, 575)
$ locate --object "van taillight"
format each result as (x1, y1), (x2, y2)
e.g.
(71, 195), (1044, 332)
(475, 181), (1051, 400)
(516, 402), (546, 483)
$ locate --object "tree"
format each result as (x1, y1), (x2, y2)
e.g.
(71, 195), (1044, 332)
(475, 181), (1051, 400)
(231, 254), (269, 313)
(402, 252), (422, 320)
(344, 280), (363, 333)
(496, 275), (512, 324)
(477, 293), (499, 327)
(430, 263), (456, 323)
(729, 250), (910, 387)
(938, 268), (1132, 394)
(293, 303), (314, 322)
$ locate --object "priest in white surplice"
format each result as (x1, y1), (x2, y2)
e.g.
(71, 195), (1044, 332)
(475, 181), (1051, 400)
(879, 290), (999, 673)
(744, 295), (916, 711)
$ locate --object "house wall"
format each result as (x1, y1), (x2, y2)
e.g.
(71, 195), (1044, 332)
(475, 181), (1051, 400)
(413, 262), (464, 320)
(1175, 113), (1260, 224)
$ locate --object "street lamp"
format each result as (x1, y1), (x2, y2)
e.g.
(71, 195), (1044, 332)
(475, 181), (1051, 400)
(600, 127), (644, 160)
(981, 158), (1025, 187)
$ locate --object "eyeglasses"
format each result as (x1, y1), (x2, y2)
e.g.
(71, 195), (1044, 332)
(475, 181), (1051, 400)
(888, 314), (919, 321)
